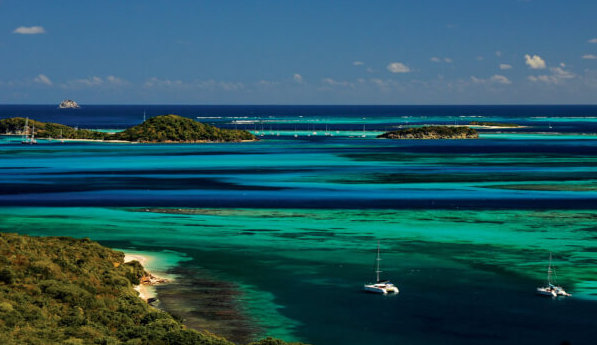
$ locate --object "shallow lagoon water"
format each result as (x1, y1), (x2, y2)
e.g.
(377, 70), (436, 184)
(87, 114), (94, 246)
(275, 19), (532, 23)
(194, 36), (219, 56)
(1, 105), (597, 344)
(2, 207), (597, 344)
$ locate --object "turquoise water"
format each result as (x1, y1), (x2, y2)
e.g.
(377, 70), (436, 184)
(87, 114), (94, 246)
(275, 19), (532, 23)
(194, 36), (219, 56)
(1, 105), (597, 344)
(1, 207), (596, 344)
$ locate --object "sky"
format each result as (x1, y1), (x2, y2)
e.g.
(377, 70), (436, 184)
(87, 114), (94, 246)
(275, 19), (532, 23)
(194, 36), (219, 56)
(1, 0), (597, 105)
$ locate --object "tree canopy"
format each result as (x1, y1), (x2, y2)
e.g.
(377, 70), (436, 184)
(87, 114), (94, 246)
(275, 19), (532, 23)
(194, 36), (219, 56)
(0, 233), (305, 345)
(378, 126), (478, 139)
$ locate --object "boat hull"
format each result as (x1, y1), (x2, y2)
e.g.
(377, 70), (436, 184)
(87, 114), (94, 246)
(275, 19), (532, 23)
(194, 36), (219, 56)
(364, 283), (399, 294)
(536, 287), (557, 297)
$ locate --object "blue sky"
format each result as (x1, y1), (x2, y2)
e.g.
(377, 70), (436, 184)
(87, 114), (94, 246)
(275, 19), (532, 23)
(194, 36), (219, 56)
(1, 0), (597, 104)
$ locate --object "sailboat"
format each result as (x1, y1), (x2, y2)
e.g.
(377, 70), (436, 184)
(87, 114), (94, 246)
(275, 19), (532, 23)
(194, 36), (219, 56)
(536, 253), (571, 297)
(363, 241), (399, 294)
(21, 117), (37, 144)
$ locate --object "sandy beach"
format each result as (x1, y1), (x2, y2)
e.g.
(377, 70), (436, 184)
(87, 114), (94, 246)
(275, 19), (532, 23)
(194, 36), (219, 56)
(124, 253), (169, 302)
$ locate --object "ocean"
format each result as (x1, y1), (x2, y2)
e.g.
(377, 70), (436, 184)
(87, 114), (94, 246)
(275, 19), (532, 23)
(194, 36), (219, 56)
(1, 105), (596, 344)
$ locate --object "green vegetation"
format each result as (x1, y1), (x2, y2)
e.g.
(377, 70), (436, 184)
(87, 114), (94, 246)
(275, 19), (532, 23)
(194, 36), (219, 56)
(377, 126), (478, 139)
(0, 233), (304, 345)
(0, 117), (108, 140)
(0, 115), (256, 143)
(112, 115), (255, 143)
(469, 121), (521, 127)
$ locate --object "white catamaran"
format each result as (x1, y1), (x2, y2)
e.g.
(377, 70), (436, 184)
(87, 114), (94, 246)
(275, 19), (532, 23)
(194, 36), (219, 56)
(364, 241), (399, 294)
(536, 253), (571, 297)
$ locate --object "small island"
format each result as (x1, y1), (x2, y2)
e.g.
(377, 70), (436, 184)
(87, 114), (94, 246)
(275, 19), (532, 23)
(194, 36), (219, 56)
(377, 126), (479, 139)
(0, 114), (257, 143)
(115, 114), (256, 143)
(58, 99), (80, 109)
(469, 121), (522, 128)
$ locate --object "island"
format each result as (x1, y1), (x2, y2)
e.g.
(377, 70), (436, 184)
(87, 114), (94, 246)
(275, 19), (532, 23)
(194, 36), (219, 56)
(0, 233), (306, 345)
(468, 121), (522, 128)
(115, 114), (256, 143)
(0, 114), (257, 143)
(58, 99), (80, 109)
(377, 125), (479, 139)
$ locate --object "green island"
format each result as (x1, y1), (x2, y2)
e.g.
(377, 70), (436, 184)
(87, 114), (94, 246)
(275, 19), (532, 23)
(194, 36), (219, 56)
(468, 121), (521, 128)
(377, 126), (479, 139)
(0, 233), (305, 345)
(0, 115), (256, 143)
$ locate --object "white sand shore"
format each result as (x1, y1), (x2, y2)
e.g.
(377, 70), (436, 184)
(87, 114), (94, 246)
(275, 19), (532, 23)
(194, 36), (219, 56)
(124, 253), (169, 303)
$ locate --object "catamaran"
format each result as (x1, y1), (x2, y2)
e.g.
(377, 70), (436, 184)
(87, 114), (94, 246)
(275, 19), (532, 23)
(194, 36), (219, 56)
(363, 241), (399, 294)
(536, 253), (571, 297)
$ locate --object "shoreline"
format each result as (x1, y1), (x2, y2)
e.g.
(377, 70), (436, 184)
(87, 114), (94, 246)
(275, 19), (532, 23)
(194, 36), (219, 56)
(0, 134), (257, 144)
(124, 253), (169, 302)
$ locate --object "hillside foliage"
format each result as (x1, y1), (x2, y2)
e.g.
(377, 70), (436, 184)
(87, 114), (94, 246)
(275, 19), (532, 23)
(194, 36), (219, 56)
(112, 115), (256, 143)
(0, 117), (108, 140)
(0, 233), (302, 345)
(0, 115), (256, 143)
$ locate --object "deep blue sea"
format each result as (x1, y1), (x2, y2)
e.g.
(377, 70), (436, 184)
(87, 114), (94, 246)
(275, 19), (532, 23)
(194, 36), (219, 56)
(1, 105), (597, 344)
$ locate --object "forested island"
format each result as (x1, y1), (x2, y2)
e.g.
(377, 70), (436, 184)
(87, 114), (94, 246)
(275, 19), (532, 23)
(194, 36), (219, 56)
(0, 115), (256, 143)
(0, 233), (304, 345)
(377, 126), (479, 139)
(115, 115), (255, 143)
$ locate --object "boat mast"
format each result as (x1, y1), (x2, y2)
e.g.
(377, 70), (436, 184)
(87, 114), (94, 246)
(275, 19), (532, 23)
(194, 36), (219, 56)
(376, 241), (382, 282)
(23, 117), (29, 141)
(547, 252), (553, 285)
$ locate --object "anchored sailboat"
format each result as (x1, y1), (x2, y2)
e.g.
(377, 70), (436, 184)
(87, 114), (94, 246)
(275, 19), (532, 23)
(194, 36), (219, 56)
(21, 117), (37, 144)
(536, 253), (571, 297)
(363, 241), (399, 294)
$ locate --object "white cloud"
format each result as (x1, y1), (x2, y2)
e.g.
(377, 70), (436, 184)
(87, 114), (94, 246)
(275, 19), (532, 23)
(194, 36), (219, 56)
(490, 74), (512, 84)
(352, 61), (364, 66)
(144, 77), (184, 88)
(293, 73), (303, 83)
(551, 67), (575, 79)
(387, 62), (411, 73)
(143, 77), (244, 91)
(525, 54), (546, 69)
(430, 57), (452, 63)
(321, 78), (354, 87)
(499, 64), (512, 70)
(582, 54), (597, 60)
(13, 26), (45, 34)
(106, 75), (127, 85)
(34, 74), (52, 86)
(471, 74), (511, 85)
(62, 75), (128, 88)
(588, 38), (597, 44)
(528, 66), (576, 84)
(74, 76), (104, 87)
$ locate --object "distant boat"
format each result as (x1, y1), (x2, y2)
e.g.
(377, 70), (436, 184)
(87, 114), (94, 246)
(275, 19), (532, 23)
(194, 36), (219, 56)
(58, 99), (80, 109)
(536, 253), (571, 297)
(21, 117), (37, 145)
(364, 241), (399, 294)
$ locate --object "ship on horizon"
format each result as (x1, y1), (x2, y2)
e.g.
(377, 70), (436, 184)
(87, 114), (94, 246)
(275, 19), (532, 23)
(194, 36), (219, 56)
(58, 99), (80, 109)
